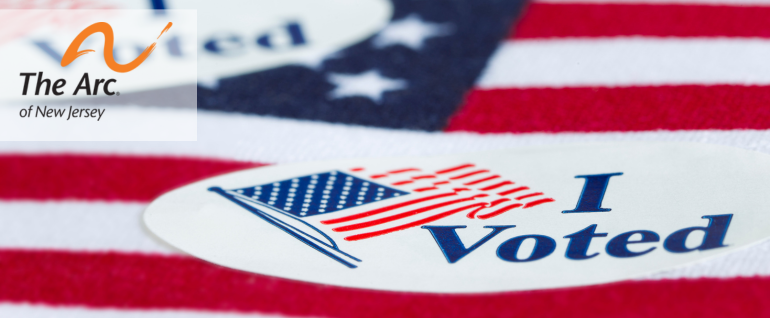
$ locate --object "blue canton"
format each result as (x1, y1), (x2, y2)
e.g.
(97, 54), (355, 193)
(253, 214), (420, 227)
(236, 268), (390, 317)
(228, 171), (409, 218)
(198, 0), (526, 131)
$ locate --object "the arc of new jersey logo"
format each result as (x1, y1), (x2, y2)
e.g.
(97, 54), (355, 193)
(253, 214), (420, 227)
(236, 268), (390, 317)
(60, 22), (173, 73)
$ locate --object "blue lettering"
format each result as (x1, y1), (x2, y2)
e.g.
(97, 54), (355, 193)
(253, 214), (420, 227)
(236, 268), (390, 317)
(257, 22), (308, 49)
(564, 224), (608, 260)
(422, 225), (515, 263)
(287, 22), (307, 45)
(664, 214), (733, 253)
(563, 172), (623, 213)
(204, 33), (244, 55)
(149, 0), (166, 10)
(606, 230), (659, 258)
(497, 235), (556, 262)
(32, 41), (63, 63)
(166, 36), (183, 57)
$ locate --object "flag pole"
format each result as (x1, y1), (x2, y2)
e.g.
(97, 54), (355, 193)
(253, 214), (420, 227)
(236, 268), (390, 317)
(208, 186), (361, 268)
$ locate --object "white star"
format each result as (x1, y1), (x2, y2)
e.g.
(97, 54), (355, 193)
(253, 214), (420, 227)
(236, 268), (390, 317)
(292, 49), (342, 70)
(327, 70), (407, 103)
(372, 14), (453, 50)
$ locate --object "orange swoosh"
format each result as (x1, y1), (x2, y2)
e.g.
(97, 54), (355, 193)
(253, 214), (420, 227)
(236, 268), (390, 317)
(60, 22), (172, 73)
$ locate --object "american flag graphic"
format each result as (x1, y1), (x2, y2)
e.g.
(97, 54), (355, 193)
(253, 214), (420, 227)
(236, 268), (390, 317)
(323, 164), (553, 241)
(219, 165), (552, 243)
(2, 0), (770, 317)
(213, 164), (552, 267)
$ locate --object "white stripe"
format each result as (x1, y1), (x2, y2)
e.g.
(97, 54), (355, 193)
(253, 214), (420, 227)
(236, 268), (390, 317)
(0, 201), (178, 254)
(1, 199), (769, 279)
(0, 303), (281, 318)
(2, 111), (770, 163)
(476, 38), (770, 88)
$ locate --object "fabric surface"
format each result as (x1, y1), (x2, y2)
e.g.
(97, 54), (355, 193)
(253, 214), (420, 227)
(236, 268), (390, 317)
(3, 0), (770, 317)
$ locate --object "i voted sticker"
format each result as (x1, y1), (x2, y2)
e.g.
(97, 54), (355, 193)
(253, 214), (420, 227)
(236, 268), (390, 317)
(144, 143), (770, 293)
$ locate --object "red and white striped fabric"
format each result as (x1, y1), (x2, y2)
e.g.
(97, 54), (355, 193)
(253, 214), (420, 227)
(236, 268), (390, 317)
(448, 0), (770, 134)
(3, 0), (770, 317)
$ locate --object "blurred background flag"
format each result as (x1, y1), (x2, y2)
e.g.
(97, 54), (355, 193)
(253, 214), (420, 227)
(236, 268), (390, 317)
(1, 0), (770, 317)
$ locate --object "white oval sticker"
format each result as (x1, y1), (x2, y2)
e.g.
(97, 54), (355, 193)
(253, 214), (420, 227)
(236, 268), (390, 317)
(144, 143), (770, 293)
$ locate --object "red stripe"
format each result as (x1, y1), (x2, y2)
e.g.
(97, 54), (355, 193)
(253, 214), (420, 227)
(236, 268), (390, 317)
(435, 164), (475, 174)
(414, 186), (439, 192)
(465, 204), (488, 219)
(466, 198), (510, 218)
(345, 203), (487, 241)
(392, 180), (414, 186)
(524, 198), (555, 209)
(480, 181), (514, 191)
(2, 249), (770, 317)
(489, 198), (510, 207)
(499, 187), (529, 196)
(320, 192), (457, 225)
(0, 154), (262, 202)
(447, 85), (770, 133)
(388, 168), (420, 174)
(513, 3), (770, 39)
(464, 175), (500, 186)
(449, 170), (489, 180)
(516, 192), (543, 201)
(477, 203), (523, 220)
(412, 175), (437, 180)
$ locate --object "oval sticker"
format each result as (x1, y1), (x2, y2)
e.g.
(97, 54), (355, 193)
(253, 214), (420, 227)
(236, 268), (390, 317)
(144, 143), (770, 293)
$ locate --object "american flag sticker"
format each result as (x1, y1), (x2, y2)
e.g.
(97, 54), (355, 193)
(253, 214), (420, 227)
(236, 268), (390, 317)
(145, 144), (770, 294)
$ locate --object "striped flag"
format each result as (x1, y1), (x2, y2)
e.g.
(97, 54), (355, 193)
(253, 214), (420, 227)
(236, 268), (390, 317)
(2, 0), (770, 317)
(321, 164), (553, 242)
(212, 164), (551, 255)
(448, 1), (770, 134)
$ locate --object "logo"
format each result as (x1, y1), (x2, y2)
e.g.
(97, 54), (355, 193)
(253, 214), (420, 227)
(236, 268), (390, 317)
(144, 143), (770, 292)
(0, 9), (197, 141)
(61, 22), (173, 73)
(14, 21), (173, 122)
